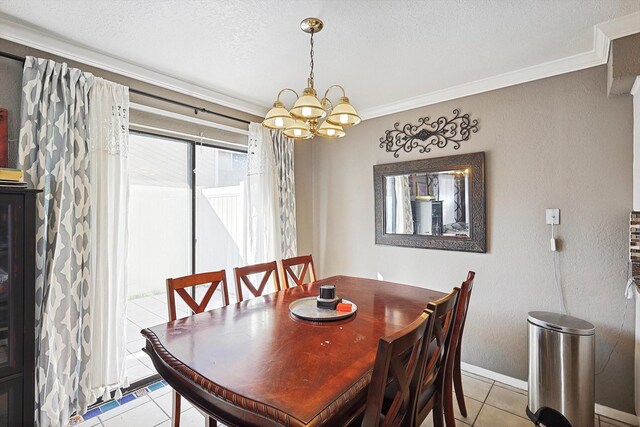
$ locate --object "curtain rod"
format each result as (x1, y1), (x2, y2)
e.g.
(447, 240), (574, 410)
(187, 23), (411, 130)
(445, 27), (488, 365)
(0, 51), (252, 126)
(0, 51), (25, 63)
(128, 89), (250, 125)
(130, 102), (249, 136)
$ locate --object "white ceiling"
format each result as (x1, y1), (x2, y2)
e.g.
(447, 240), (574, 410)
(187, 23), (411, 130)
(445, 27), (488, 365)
(1, 0), (639, 118)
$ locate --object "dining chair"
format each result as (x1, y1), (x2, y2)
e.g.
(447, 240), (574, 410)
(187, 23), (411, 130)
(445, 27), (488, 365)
(443, 271), (475, 426)
(281, 254), (317, 288)
(361, 310), (433, 427)
(234, 261), (281, 302)
(412, 288), (460, 427)
(165, 270), (230, 427)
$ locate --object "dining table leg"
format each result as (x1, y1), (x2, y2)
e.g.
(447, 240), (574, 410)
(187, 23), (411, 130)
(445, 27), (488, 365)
(172, 391), (181, 427)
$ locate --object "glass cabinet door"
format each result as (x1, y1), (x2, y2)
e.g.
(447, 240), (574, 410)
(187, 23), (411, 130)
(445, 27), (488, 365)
(0, 195), (24, 378)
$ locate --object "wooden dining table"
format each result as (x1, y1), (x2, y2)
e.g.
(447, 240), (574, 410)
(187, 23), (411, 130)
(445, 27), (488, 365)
(141, 275), (445, 427)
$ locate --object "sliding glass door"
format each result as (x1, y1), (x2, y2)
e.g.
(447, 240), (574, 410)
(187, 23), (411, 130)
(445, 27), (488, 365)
(125, 131), (248, 386)
(126, 132), (193, 383)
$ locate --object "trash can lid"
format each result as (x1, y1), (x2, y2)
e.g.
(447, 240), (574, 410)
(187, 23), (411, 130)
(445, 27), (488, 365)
(528, 311), (595, 336)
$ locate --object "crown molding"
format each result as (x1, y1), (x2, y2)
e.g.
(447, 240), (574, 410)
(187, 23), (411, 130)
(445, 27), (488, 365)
(632, 76), (640, 96)
(359, 11), (640, 121)
(0, 13), (267, 117)
(597, 11), (640, 40)
(358, 49), (606, 120)
(1, 11), (638, 122)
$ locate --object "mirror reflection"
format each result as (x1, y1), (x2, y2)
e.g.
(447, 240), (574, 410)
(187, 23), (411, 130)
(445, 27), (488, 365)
(385, 169), (470, 237)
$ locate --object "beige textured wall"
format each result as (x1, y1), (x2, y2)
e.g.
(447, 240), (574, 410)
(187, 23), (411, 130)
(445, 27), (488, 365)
(296, 65), (635, 412)
(294, 142), (314, 256)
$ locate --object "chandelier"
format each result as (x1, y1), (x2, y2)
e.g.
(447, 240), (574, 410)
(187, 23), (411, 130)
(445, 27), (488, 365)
(262, 18), (361, 140)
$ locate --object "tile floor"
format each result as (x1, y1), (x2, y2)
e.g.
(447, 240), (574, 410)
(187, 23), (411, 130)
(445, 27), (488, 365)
(419, 371), (633, 427)
(71, 369), (634, 427)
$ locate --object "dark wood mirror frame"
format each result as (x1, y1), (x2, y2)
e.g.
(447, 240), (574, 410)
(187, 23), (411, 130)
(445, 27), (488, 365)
(374, 151), (486, 253)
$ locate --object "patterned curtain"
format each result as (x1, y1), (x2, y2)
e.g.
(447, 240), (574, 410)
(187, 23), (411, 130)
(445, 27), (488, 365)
(427, 174), (439, 199)
(19, 59), (131, 426)
(18, 57), (94, 426)
(454, 174), (466, 223)
(270, 130), (297, 258)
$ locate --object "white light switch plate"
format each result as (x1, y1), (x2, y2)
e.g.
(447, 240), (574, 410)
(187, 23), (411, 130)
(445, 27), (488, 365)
(546, 209), (560, 225)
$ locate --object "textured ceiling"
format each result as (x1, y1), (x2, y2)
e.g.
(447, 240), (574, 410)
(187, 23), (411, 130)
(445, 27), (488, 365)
(1, 0), (639, 116)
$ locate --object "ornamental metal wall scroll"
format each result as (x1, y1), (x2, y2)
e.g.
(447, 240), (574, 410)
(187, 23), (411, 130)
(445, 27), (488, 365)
(379, 109), (479, 157)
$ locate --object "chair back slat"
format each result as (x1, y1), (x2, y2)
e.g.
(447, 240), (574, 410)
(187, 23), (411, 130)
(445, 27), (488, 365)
(281, 255), (316, 288)
(166, 270), (229, 321)
(456, 271), (475, 346)
(424, 290), (458, 387)
(234, 261), (281, 302)
(413, 288), (459, 424)
(363, 311), (433, 427)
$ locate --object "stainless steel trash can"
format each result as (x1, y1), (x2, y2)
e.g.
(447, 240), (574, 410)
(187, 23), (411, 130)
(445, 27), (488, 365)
(527, 311), (595, 427)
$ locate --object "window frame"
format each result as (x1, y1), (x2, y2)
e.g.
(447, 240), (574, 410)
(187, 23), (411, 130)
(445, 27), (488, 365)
(129, 129), (248, 278)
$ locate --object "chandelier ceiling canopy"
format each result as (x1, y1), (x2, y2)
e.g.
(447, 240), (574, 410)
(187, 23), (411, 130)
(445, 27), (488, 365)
(262, 18), (361, 140)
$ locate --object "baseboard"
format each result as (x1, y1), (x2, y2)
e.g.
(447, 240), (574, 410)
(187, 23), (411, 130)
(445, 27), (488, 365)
(461, 362), (528, 390)
(460, 362), (639, 426)
(595, 404), (640, 426)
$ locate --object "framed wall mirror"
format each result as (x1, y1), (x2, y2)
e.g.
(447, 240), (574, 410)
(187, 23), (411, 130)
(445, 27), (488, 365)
(374, 152), (486, 252)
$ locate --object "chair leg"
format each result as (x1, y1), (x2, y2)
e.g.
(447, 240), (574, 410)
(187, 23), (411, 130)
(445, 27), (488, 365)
(172, 391), (181, 427)
(443, 371), (456, 427)
(432, 394), (445, 427)
(453, 347), (467, 418)
(205, 417), (217, 427)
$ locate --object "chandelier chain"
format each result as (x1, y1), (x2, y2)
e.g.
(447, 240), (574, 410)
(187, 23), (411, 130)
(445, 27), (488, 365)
(309, 32), (315, 88)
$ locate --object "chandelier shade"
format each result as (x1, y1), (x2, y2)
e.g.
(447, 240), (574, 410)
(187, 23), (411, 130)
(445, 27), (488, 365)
(283, 119), (312, 140)
(261, 18), (360, 140)
(326, 96), (361, 127)
(316, 120), (345, 139)
(263, 101), (296, 129)
(289, 88), (326, 120)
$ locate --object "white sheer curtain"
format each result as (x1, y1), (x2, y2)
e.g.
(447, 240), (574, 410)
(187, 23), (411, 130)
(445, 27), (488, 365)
(394, 175), (414, 234)
(439, 174), (456, 225)
(85, 78), (130, 404)
(246, 123), (281, 264)
(245, 124), (297, 266)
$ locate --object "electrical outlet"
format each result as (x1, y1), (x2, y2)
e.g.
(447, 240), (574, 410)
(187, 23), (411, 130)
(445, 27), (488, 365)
(546, 209), (560, 225)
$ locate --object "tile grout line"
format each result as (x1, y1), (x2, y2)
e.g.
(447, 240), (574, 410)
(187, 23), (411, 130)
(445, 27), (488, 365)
(480, 381), (536, 424)
(482, 382), (494, 404)
(150, 396), (171, 420)
(471, 382), (493, 427)
(481, 400), (531, 422)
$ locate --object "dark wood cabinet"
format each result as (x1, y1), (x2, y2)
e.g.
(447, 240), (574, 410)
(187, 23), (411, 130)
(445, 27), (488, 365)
(0, 188), (38, 426)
